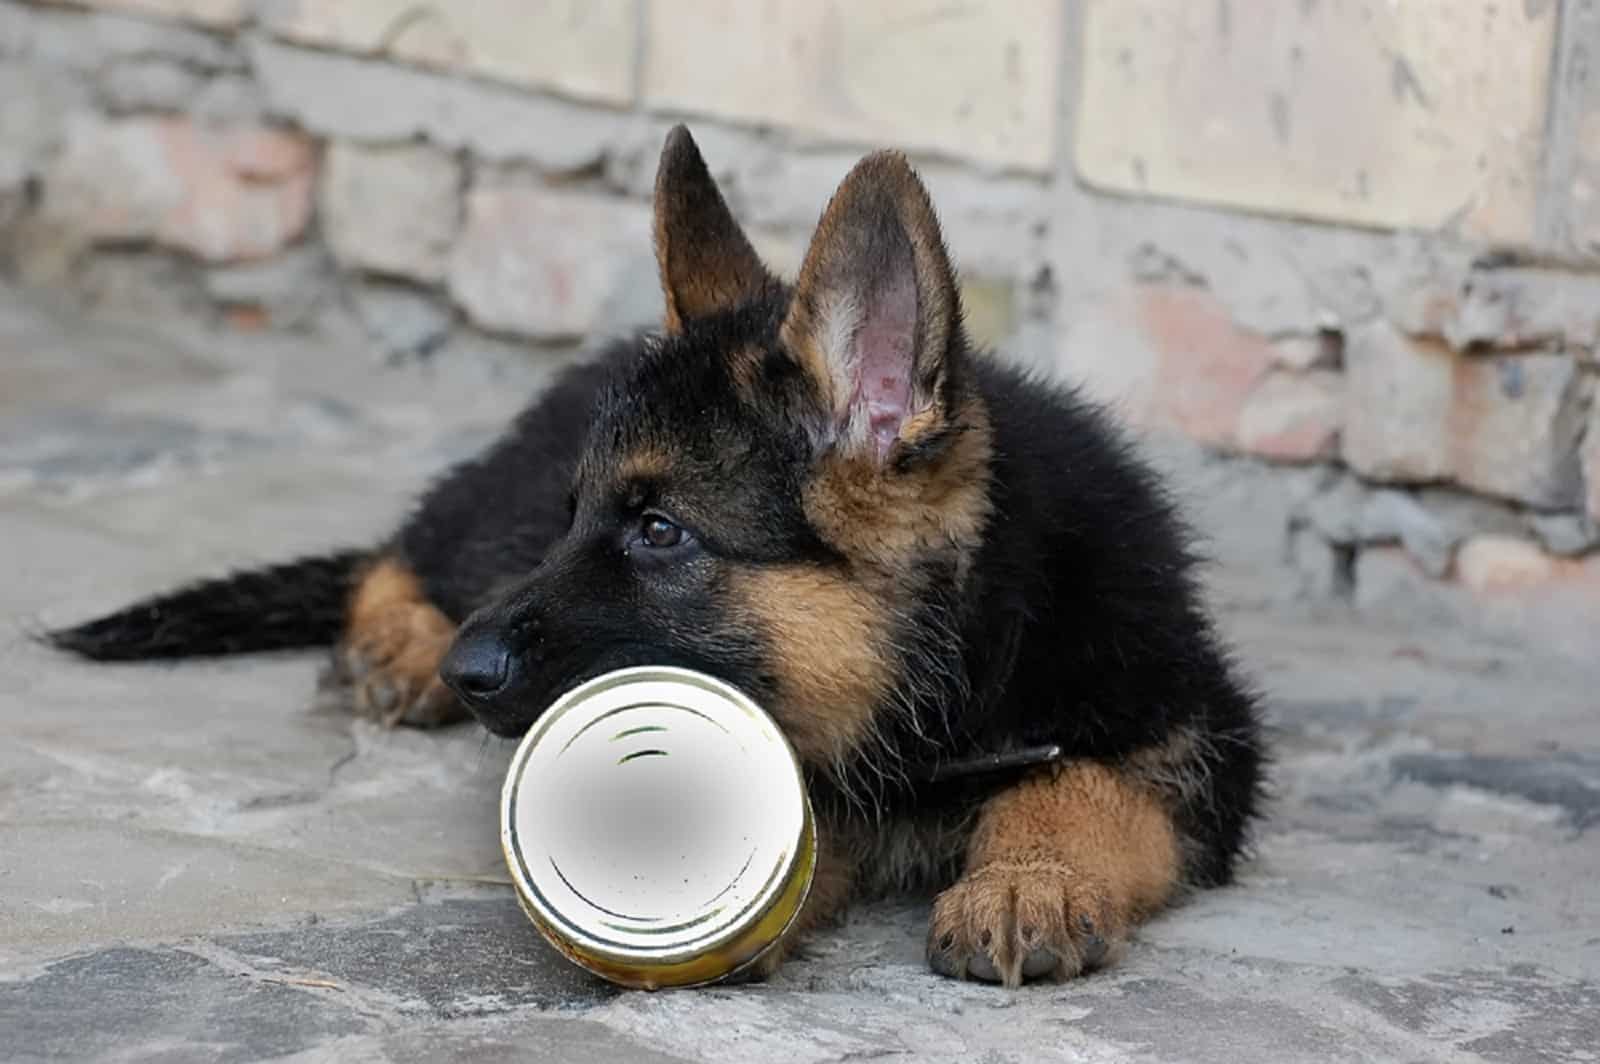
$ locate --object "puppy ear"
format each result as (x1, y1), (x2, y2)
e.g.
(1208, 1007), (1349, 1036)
(780, 151), (961, 466)
(653, 125), (774, 334)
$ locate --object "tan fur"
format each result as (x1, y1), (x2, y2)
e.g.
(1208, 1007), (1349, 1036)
(340, 558), (464, 727)
(1125, 724), (1223, 815)
(727, 344), (766, 404)
(804, 396), (993, 584)
(617, 449), (672, 484)
(928, 761), (1182, 986)
(1122, 724), (1230, 878)
(726, 565), (893, 769)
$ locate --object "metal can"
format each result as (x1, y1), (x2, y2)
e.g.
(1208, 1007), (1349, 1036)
(500, 666), (816, 990)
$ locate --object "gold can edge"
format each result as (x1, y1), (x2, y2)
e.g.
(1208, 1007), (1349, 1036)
(504, 802), (815, 990)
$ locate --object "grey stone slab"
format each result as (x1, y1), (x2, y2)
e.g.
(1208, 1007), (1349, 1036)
(0, 820), (421, 967)
(1392, 753), (1600, 830)
(218, 895), (616, 1017)
(258, 1015), (699, 1064)
(0, 947), (368, 1064)
(0, 406), (273, 484)
(363, 1018), (697, 1064)
(1335, 968), (1600, 1064)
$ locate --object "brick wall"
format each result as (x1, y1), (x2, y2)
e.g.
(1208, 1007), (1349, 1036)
(2, 0), (1596, 648)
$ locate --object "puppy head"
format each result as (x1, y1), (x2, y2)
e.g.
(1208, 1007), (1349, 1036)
(447, 127), (992, 797)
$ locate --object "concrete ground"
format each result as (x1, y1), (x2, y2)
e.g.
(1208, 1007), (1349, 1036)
(2, 286), (1596, 1064)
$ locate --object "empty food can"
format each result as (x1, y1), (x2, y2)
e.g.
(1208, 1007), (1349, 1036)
(500, 666), (816, 989)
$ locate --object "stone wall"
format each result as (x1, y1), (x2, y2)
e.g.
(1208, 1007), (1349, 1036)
(1, 0), (1596, 645)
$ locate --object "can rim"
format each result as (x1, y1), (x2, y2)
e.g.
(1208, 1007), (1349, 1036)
(499, 665), (813, 982)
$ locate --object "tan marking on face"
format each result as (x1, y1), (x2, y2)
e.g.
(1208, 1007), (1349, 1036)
(727, 564), (893, 766)
(727, 344), (766, 403)
(617, 447), (673, 484)
(803, 395), (994, 582)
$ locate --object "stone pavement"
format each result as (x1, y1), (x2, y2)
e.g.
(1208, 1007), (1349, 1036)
(1, 286), (1596, 1063)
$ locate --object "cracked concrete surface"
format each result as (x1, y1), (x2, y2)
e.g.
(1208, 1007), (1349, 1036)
(1, 287), (1596, 1063)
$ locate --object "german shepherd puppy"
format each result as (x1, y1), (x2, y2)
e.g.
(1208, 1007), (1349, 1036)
(50, 126), (1265, 987)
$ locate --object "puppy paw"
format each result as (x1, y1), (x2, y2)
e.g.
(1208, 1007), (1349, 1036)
(926, 859), (1122, 987)
(333, 602), (465, 728)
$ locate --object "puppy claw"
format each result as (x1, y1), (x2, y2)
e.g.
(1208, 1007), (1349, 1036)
(927, 860), (1123, 987)
(340, 648), (370, 682)
(364, 679), (398, 716)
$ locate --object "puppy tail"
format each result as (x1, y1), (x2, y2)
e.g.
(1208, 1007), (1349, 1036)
(44, 549), (370, 661)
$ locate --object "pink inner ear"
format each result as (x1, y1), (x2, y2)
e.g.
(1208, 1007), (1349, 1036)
(852, 276), (916, 462)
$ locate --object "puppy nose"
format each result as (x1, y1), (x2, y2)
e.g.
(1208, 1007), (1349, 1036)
(439, 630), (512, 703)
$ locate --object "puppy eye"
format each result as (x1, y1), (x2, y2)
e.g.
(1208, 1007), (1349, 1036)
(640, 514), (684, 549)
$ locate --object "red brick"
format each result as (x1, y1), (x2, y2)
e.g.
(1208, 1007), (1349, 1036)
(155, 122), (315, 262)
(222, 305), (269, 331)
(1454, 535), (1559, 593)
(1345, 322), (1587, 507)
(219, 129), (316, 182)
(1134, 285), (1277, 449)
(1451, 536), (1600, 659)
(1236, 369), (1343, 462)
(49, 116), (315, 263)
(1445, 355), (1587, 509)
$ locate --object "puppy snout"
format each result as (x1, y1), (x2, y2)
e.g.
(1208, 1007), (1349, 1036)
(439, 629), (513, 702)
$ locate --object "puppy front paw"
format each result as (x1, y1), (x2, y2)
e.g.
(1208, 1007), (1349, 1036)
(334, 602), (465, 727)
(926, 859), (1122, 987)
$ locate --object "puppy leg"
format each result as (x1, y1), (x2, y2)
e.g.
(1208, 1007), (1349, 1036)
(927, 761), (1180, 986)
(334, 557), (466, 727)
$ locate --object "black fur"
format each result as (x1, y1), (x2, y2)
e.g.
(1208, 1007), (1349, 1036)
(46, 550), (366, 661)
